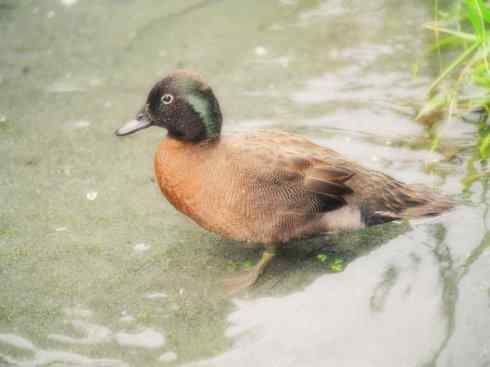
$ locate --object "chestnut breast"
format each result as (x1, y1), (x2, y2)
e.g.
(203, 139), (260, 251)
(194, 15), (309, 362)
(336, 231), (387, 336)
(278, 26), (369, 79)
(153, 135), (319, 244)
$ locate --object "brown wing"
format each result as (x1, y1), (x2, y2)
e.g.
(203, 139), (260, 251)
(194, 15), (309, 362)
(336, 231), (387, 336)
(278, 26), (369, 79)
(235, 129), (357, 214)
(232, 130), (452, 229)
(302, 165), (355, 211)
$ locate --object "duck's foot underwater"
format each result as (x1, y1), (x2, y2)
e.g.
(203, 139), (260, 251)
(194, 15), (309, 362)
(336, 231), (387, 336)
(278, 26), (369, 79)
(224, 247), (276, 294)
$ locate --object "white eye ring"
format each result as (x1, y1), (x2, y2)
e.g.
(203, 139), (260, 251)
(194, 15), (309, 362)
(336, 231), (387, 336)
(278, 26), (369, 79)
(161, 94), (174, 105)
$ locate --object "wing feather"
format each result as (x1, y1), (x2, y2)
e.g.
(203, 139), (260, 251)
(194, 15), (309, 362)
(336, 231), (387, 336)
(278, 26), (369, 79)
(301, 162), (356, 212)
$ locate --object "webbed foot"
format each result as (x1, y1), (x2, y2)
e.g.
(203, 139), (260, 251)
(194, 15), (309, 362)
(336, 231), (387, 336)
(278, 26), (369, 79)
(224, 248), (276, 294)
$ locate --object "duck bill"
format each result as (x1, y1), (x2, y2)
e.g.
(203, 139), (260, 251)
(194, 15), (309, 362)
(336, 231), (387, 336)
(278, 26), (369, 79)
(115, 114), (151, 136)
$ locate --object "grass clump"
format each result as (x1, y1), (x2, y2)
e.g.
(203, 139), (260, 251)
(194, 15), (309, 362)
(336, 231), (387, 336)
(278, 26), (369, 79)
(422, 0), (490, 122)
(421, 0), (490, 192)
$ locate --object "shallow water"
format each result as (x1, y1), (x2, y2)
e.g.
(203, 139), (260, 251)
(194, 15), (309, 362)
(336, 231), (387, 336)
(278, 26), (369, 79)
(0, 1), (489, 366)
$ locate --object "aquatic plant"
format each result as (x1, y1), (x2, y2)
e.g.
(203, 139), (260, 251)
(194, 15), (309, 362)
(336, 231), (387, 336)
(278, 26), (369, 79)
(422, 0), (490, 123)
(422, 0), (490, 191)
(316, 253), (345, 272)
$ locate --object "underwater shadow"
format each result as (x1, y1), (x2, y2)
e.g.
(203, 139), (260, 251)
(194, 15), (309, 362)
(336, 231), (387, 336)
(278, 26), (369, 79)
(215, 221), (411, 297)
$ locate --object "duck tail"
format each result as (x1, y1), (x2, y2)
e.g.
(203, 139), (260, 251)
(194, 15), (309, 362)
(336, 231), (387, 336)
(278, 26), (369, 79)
(371, 184), (454, 223)
(399, 184), (454, 218)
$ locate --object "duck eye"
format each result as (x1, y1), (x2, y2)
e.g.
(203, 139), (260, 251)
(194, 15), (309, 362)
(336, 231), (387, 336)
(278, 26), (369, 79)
(161, 94), (174, 105)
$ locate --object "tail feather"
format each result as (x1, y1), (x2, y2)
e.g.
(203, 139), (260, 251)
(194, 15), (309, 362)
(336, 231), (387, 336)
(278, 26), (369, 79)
(362, 183), (454, 226)
(399, 184), (454, 218)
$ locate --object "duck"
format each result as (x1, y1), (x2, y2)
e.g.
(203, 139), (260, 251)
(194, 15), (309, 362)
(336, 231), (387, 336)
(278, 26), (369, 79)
(115, 70), (454, 291)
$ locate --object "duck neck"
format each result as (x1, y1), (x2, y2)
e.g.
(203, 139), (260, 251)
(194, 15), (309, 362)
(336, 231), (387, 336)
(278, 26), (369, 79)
(165, 132), (221, 148)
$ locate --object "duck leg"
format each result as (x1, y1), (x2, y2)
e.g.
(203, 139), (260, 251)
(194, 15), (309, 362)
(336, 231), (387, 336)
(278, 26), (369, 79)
(224, 246), (277, 293)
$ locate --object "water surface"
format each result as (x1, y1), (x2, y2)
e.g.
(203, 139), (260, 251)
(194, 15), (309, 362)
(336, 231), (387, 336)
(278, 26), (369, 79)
(1, 1), (489, 366)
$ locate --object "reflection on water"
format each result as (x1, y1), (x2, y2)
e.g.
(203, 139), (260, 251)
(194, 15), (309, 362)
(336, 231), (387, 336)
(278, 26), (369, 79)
(186, 226), (447, 367)
(186, 207), (490, 367)
(0, 331), (129, 367)
(0, 0), (489, 366)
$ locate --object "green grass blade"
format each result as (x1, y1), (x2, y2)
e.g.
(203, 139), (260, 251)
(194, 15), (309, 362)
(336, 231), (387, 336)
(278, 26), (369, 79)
(474, 0), (490, 23)
(465, 0), (485, 38)
(424, 24), (477, 41)
(428, 41), (480, 93)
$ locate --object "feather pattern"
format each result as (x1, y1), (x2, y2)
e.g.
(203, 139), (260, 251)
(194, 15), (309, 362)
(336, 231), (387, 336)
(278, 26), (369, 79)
(154, 129), (454, 244)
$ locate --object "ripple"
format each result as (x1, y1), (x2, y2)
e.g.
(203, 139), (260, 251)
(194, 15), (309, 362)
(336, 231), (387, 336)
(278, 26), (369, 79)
(60, 0), (78, 7)
(0, 332), (128, 367)
(47, 80), (85, 93)
(133, 242), (150, 252)
(159, 351), (178, 363)
(0, 333), (36, 351)
(65, 120), (92, 129)
(48, 320), (112, 345)
(144, 291), (168, 300)
(115, 328), (166, 349)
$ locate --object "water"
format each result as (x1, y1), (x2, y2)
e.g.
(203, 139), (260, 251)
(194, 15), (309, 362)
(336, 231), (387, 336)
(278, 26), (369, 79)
(0, 1), (489, 366)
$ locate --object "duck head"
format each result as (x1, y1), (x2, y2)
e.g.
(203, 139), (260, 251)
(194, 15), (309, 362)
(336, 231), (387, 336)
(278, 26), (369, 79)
(115, 70), (223, 142)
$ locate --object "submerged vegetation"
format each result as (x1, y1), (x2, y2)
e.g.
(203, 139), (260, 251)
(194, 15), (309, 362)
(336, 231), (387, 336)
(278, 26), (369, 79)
(422, 0), (490, 191)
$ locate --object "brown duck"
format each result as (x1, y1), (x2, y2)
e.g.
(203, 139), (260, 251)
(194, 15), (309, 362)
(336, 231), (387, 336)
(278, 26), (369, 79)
(116, 70), (453, 290)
